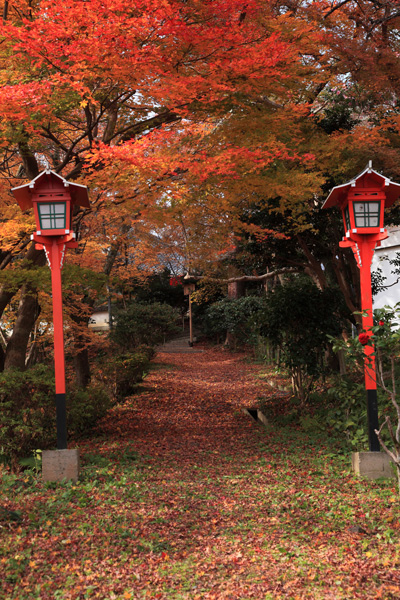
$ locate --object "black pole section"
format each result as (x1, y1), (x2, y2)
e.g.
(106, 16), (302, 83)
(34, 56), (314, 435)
(56, 393), (67, 450)
(367, 389), (380, 452)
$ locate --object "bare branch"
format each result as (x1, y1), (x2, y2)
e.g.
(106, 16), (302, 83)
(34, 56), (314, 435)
(375, 419), (398, 464)
(324, 0), (352, 19)
(117, 110), (182, 143)
(189, 268), (300, 285)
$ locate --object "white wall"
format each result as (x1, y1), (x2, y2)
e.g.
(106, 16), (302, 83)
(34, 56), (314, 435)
(88, 310), (110, 331)
(372, 226), (400, 309)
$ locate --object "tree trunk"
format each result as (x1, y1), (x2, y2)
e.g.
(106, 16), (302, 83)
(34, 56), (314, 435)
(0, 346), (5, 371)
(70, 315), (92, 388)
(4, 284), (40, 370)
(0, 245), (45, 321)
(73, 346), (91, 388)
(0, 244), (47, 371)
(296, 234), (328, 289)
(337, 349), (347, 375)
(332, 252), (361, 323)
(68, 301), (94, 388)
(224, 331), (236, 348)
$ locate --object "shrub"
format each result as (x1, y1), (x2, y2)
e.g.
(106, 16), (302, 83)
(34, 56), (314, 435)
(332, 304), (400, 488)
(67, 384), (112, 437)
(0, 364), (112, 470)
(258, 278), (345, 400)
(202, 296), (266, 345)
(97, 346), (154, 401)
(202, 278), (346, 399)
(110, 302), (180, 350)
(324, 378), (369, 450)
(0, 365), (55, 469)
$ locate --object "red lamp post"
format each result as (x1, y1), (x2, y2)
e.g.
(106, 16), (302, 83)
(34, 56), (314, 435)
(11, 170), (90, 450)
(323, 163), (400, 451)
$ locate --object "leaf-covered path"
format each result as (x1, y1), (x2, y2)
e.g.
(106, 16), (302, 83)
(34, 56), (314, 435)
(2, 347), (400, 599)
(100, 347), (266, 468)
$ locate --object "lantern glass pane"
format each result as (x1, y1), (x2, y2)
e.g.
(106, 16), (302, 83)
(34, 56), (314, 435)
(353, 201), (381, 228)
(38, 202), (66, 230)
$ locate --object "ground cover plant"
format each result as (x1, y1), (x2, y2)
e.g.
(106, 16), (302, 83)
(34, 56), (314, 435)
(0, 365), (111, 470)
(2, 345), (400, 599)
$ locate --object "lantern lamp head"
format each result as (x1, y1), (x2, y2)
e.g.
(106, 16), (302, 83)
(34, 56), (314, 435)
(346, 186), (385, 233)
(11, 169), (90, 237)
(183, 272), (196, 295)
(322, 163), (400, 237)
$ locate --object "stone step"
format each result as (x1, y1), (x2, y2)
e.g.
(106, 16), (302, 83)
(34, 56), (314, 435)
(157, 336), (203, 353)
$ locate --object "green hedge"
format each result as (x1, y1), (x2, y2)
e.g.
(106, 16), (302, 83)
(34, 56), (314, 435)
(0, 365), (111, 470)
(97, 346), (154, 401)
(202, 296), (266, 344)
(110, 302), (180, 350)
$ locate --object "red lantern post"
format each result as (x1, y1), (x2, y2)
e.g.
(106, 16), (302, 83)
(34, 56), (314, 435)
(12, 170), (90, 451)
(323, 163), (400, 452)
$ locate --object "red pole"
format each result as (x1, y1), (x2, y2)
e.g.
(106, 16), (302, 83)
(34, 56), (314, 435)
(50, 239), (67, 449)
(358, 238), (380, 451)
(358, 240), (376, 388)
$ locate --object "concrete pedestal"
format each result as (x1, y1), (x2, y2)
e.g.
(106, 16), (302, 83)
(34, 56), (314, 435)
(352, 451), (393, 480)
(257, 409), (268, 426)
(42, 449), (80, 483)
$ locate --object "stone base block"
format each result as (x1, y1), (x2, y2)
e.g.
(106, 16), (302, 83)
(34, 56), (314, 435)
(42, 449), (80, 483)
(257, 410), (268, 426)
(352, 451), (393, 480)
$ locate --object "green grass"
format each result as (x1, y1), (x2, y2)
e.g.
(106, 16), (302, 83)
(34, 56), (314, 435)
(2, 430), (399, 599)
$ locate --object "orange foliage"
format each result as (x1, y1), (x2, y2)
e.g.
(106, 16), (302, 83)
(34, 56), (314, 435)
(1, 0), (400, 279)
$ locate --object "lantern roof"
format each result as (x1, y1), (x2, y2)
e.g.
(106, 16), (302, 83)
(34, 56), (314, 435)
(11, 169), (90, 212)
(322, 163), (400, 210)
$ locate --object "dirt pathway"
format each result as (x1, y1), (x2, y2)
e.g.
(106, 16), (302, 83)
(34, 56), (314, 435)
(100, 346), (268, 471)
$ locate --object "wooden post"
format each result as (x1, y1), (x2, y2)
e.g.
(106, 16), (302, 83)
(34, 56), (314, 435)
(183, 280), (195, 346)
(188, 292), (193, 347)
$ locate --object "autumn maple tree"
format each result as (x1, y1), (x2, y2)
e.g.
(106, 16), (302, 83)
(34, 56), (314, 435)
(0, 0), (324, 376)
(1, 0), (400, 378)
(221, 1), (400, 323)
